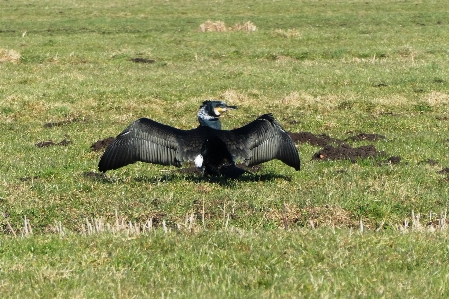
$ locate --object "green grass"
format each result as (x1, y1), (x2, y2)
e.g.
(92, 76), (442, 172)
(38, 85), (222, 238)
(1, 0), (449, 297)
(2, 230), (449, 298)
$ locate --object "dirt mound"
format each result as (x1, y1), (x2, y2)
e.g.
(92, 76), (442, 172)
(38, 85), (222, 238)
(130, 58), (155, 64)
(438, 168), (449, 174)
(82, 171), (108, 180)
(91, 137), (115, 151)
(288, 132), (343, 146)
(19, 176), (40, 182)
(385, 156), (401, 164)
(35, 139), (72, 148)
(312, 144), (384, 162)
(289, 131), (385, 146)
(419, 159), (439, 166)
(288, 131), (394, 163)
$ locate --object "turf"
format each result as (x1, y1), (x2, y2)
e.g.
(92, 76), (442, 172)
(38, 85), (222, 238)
(1, 0), (449, 297)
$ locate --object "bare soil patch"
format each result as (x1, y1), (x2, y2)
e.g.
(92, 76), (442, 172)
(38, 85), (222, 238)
(130, 58), (155, 64)
(289, 131), (386, 146)
(19, 176), (41, 182)
(90, 137), (115, 151)
(419, 159), (439, 166)
(312, 144), (384, 162)
(288, 132), (343, 147)
(82, 171), (108, 180)
(43, 118), (85, 128)
(288, 131), (397, 163)
(438, 168), (449, 174)
(385, 156), (402, 165)
(35, 139), (72, 148)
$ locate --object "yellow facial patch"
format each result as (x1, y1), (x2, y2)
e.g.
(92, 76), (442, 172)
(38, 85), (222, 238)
(214, 107), (225, 115)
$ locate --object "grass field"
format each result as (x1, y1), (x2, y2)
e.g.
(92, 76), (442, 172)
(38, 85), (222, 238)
(1, 0), (449, 297)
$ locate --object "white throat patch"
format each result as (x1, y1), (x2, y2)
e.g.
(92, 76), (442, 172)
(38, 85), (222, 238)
(198, 107), (216, 120)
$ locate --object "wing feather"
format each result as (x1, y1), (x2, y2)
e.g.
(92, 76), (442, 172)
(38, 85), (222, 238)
(98, 118), (199, 172)
(223, 114), (300, 170)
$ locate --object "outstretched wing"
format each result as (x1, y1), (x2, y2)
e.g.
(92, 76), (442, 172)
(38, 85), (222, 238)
(98, 118), (203, 172)
(98, 114), (300, 173)
(217, 114), (300, 170)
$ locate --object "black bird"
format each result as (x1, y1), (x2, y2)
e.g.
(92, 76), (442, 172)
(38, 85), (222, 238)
(98, 103), (300, 177)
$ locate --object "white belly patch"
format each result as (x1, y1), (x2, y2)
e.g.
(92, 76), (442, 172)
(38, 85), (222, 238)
(194, 154), (203, 168)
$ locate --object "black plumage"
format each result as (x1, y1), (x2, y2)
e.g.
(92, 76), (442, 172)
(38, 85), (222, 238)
(199, 135), (249, 178)
(98, 113), (300, 177)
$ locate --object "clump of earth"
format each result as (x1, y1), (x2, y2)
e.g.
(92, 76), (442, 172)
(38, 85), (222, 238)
(90, 137), (115, 151)
(438, 168), (449, 174)
(311, 144), (384, 162)
(35, 139), (72, 147)
(288, 132), (395, 163)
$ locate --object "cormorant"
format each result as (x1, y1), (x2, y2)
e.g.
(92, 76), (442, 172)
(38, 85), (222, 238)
(98, 102), (300, 177)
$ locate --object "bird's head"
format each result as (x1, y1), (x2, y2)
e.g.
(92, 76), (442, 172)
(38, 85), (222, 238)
(200, 100), (237, 117)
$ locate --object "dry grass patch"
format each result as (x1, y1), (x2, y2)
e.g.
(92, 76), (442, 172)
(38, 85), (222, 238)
(219, 90), (350, 113)
(199, 20), (256, 32)
(371, 95), (411, 107)
(424, 91), (449, 106)
(218, 89), (257, 108)
(267, 206), (449, 233)
(273, 28), (302, 39)
(0, 48), (20, 63)
(371, 92), (449, 109)
(266, 204), (359, 229)
(199, 20), (227, 32)
(232, 21), (257, 32)
(281, 91), (343, 111)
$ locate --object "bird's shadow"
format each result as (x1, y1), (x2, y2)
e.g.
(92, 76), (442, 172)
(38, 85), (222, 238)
(181, 172), (292, 185)
(83, 170), (292, 185)
(139, 173), (292, 187)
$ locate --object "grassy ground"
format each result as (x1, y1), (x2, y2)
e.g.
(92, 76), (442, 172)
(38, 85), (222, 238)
(1, 0), (449, 297)
(2, 230), (449, 298)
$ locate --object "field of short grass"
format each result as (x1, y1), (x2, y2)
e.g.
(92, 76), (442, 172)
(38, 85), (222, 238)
(1, 0), (449, 297)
